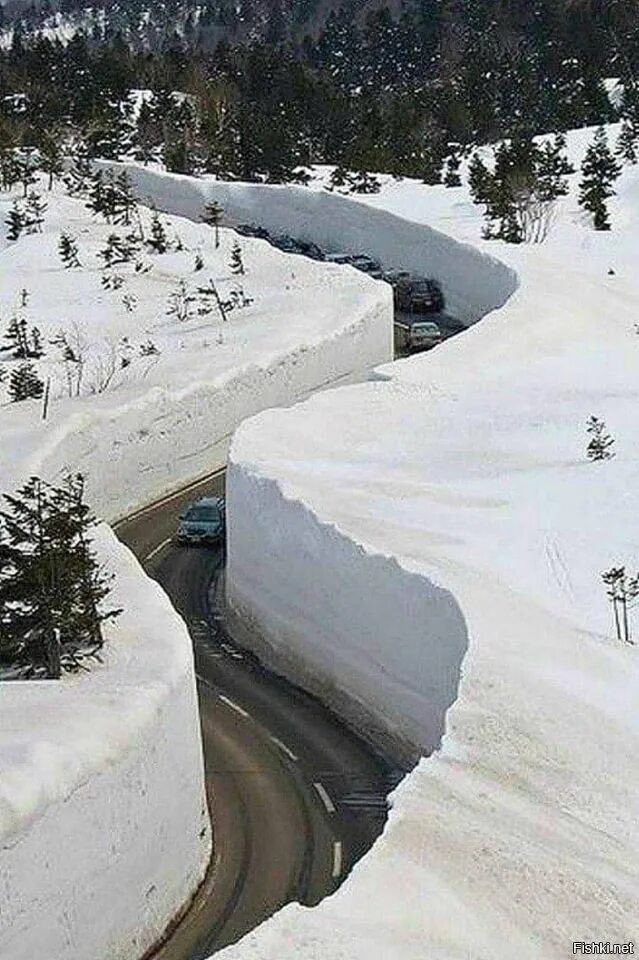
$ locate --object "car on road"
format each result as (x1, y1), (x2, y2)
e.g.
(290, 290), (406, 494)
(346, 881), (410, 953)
(394, 317), (443, 353)
(177, 496), (226, 545)
(395, 276), (445, 313)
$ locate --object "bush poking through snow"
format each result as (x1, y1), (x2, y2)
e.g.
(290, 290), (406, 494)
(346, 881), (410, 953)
(586, 416), (615, 461)
(602, 567), (639, 645)
(230, 240), (245, 276)
(0, 475), (121, 680)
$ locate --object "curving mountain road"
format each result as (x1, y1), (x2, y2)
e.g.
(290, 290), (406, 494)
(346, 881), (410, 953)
(114, 470), (404, 959)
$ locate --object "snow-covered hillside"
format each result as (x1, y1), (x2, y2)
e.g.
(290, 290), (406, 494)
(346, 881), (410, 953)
(222, 125), (639, 958)
(0, 176), (391, 517)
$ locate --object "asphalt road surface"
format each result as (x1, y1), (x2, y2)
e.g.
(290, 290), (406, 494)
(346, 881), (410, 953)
(114, 471), (405, 959)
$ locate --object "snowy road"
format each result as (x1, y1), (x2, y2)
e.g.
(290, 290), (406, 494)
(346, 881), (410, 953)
(114, 473), (403, 958)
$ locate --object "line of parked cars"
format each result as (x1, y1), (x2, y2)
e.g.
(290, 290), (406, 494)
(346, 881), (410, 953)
(234, 223), (460, 354)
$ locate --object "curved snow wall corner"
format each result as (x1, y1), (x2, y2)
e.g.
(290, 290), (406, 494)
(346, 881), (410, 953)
(225, 462), (469, 765)
(114, 164), (518, 324)
(0, 524), (210, 960)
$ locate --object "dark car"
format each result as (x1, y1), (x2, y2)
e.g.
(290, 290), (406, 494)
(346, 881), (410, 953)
(394, 276), (445, 314)
(177, 496), (226, 545)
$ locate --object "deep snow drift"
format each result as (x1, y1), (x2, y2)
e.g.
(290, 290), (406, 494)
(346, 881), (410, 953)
(222, 126), (639, 958)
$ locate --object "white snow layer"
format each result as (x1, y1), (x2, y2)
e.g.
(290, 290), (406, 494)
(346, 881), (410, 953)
(0, 525), (210, 960)
(221, 125), (639, 959)
(0, 181), (391, 958)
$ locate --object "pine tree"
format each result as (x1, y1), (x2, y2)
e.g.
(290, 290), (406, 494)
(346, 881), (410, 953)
(5, 200), (24, 241)
(202, 201), (223, 248)
(40, 134), (63, 191)
(579, 128), (621, 231)
(0, 149), (19, 191)
(9, 362), (44, 402)
(86, 170), (118, 223)
(113, 171), (137, 226)
(616, 120), (638, 165)
(536, 134), (574, 201)
(3, 316), (29, 358)
(29, 326), (43, 359)
(24, 191), (47, 234)
(230, 240), (245, 275)
(147, 212), (168, 254)
(586, 416), (615, 461)
(65, 141), (93, 197)
(0, 475), (120, 677)
(16, 149), (37, 197)
(468, 153), (492, 205)
(444, 148), (462, 187)
(58, 233), (81, 268)
(97, 233), (136, 268)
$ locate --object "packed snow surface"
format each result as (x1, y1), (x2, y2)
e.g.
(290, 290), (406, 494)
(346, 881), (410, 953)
(222, 125), (639, 958)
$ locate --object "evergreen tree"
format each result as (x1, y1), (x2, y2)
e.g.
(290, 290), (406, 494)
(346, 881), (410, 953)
(579, 127), (621, 231)
(65, 141), (93, 197)
(16, 148), (38, 198)
(616, 120), (638, 165)
(3, 316), (29, 358)
(58, 233), (82, 268)
(468, 153), (492, 205)
(113, 171), (137, 226)
(97, 233), (136, 268)
(24, 191), (47, 234)
(147, 212), (168, 254)
(536, 134), (574, 201)
(0, 475), (120, 678)
(202, 201), (223, 248)
(586, 416), (615, 461)
(40, 134), (63, 191)
(230, 240), (245, 275)
(0, 148), (19, 191)
(5, 200), (24, 241)
(444, 148), (462, 187)
(8, 362), (44, 402)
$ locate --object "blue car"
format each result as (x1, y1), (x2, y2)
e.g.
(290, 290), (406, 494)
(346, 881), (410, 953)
(177, 496), (225, 545)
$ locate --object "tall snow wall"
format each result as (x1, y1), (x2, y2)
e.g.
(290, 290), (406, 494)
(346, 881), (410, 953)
(0, 526), (210, 960)
(113, 164), (518, 324)
(225, 461), (468, 762)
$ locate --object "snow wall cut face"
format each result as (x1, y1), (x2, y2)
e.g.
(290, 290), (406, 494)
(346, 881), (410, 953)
(0, 526), (210, 960)
(114, 164), (518, 324)
(225, 464), (468, 763)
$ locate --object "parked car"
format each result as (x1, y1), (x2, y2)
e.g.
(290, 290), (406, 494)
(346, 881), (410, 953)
(324, 252), (354, 265)
(297, 240), (325, 260)
(177, 496), (226, 545)
(235, 224), (270, 240)
(349, 254), (383, 278)
(394, 317), (443, 353)
(394, 276), (445, 313)
(382, 269), (412, 286)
